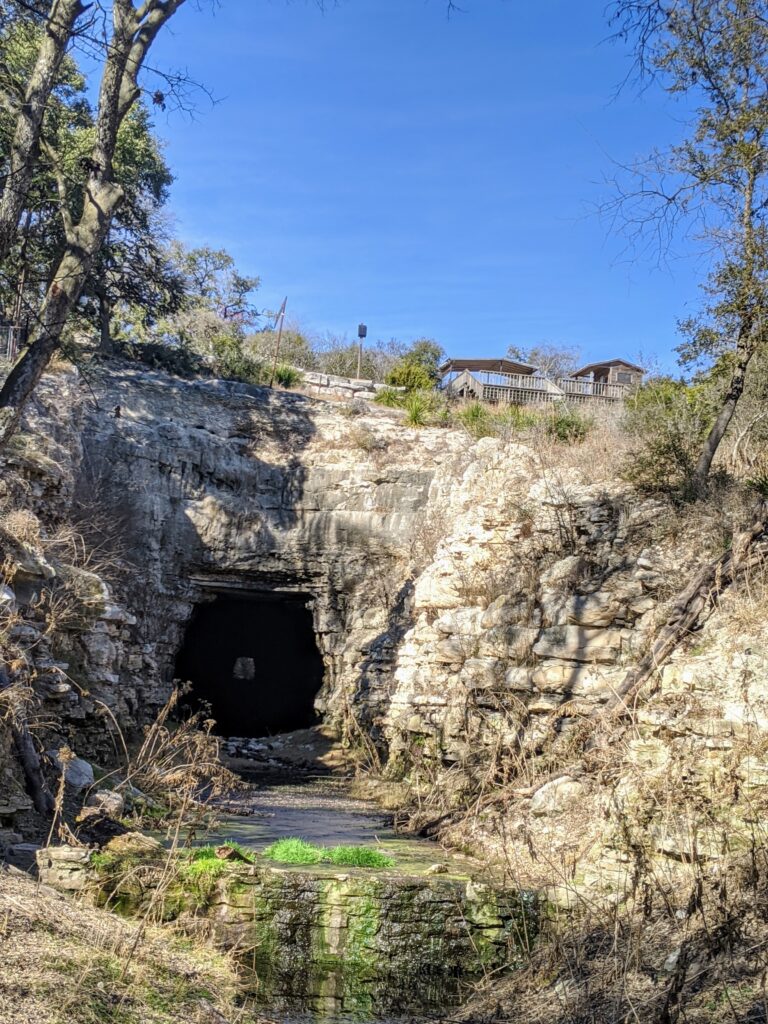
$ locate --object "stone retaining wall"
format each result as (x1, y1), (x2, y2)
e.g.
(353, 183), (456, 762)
(299, 369), (389, 401)
(37, 842), (536, 1012)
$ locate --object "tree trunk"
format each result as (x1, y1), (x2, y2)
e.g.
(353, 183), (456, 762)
(600, 501), (768, 719)
(0, 0), (187, 448)
(691, 337), (755, 495)
(0, 0), (86, 262)
(0, 193), (121, 448)
(97, 287), (113, 356)
(0, 666), (55, 817)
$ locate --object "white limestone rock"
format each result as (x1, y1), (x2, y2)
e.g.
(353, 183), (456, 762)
(530, 776), (586, 817)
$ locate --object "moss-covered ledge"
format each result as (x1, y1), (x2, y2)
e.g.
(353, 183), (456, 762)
(37, 836), (538, 986)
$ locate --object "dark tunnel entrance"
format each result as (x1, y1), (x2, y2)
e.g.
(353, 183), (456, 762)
(176, 592), (325, 737)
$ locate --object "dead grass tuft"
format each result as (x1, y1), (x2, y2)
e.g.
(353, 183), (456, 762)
(0, 868), (263, 1024)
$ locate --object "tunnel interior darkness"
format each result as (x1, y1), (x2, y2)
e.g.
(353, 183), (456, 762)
(176, 592), (325, 737)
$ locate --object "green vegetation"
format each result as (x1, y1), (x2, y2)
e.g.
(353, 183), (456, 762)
(177, 842), (255, 881)
(385, 338), (445, 391)
(403, 390), (434, 427)
(377, 386), (598, 443)
(262, 837), (324, 864)
(273, 364), (303, 388)
(385, 360), (434, 391)
(209, 335), (266, 386)
(457, 401), (493, 438)
(262, 837), (394, 868)
(546, 408), (593, 443)
(621, 377), (717, 496)
(374, 386), (407, 407)
(325, 845), (394, 868)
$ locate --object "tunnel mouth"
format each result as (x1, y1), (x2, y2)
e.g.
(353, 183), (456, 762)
(176, 590), (324, 738)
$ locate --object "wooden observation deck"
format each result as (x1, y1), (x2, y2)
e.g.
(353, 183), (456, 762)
(440, 358), (643, 406)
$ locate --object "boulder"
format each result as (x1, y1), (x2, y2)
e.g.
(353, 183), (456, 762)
(104, 831), (164, 857)
(86, 789), (125, 818)
(5, 842), (41, 872)
(530, 776), (585, 817)
(460, 657), (504, 690)
(46, 748), (95, 792)
(563, 592), (622, 627)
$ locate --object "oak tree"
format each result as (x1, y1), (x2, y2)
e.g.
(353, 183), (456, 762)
(609, 0), (768, 493)
(0, 0), (189, 446)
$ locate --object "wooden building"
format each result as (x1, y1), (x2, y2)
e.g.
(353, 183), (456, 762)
(440, 356), (644, 406)
(439, 358), (563, 404)
(562, 359), (645, 400)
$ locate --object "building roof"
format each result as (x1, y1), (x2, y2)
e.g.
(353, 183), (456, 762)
(573, 359), (645, 377)
(439, 357), (539, 376)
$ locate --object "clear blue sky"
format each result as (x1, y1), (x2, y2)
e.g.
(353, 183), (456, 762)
(150, 0), (701, 371)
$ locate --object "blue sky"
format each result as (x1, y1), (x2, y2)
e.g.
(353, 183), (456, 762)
(149, 0), (702, 371)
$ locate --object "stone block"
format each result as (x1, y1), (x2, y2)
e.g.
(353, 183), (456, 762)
(532, 625), (622, 663)
(6, 843), (41, 872)
(460, 657), (504, 690)
(480, 596), (518, 630)
(563, 592), (621, 627)
(46, 749), (94, 792)
(433, 638), (468, 664)
(531, 661), (621, 698)
(503, 667), (534, 692)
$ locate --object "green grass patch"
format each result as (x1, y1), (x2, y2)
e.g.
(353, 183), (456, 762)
(325, 845), (394, 868)
(262, 837), (393, 868)
(262, 837), (325, 864)
(177, 842), (255, 879)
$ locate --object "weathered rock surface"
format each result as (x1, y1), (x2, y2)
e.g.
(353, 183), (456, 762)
(0, 363), (730, 889)
(37, 843), (534, 990)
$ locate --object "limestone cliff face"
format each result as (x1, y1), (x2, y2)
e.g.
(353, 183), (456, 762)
(74, 368), (472, 737)
(0, 365), (694, 780)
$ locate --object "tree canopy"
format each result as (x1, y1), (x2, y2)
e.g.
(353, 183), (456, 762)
(609, 0), (768, 492)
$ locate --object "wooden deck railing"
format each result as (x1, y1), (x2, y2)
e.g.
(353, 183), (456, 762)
(555, 377), (629, 400)
(445, 369), (631, 405)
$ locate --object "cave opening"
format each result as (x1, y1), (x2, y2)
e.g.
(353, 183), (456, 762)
(176, 591), (325, 738)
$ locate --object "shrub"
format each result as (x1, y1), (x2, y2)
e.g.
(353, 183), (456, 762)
(273, 364), (302, 388)
(404, 389), (433, 426)
(210, 336), (267, 385)
(374, 387), (406, 408)
(349, 425), (387, 452)
(385, 360), (435, 392)
(546, 407), (593, 443)
(746, 455), (768, 497)
(499, 404), (539, 432)
(457, 401), (493, 438)
(118, 339), (206, 378)
(621, 377), (716, 495)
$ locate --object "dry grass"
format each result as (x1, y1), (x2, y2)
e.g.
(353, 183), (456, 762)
(0, 868), (264, 1024)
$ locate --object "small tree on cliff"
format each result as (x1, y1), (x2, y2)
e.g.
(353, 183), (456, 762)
(0, 0), (190, 448)
(385, 338), (445, 390)
(609, 0), (768, 494)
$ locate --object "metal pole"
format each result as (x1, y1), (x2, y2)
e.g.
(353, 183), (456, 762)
(356, 323), (367, 379)
(269, 297), (288, 387)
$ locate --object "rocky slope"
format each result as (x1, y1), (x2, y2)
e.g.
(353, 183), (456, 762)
(3, 361), (768, 1021)
(0, 363), (763, 884)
